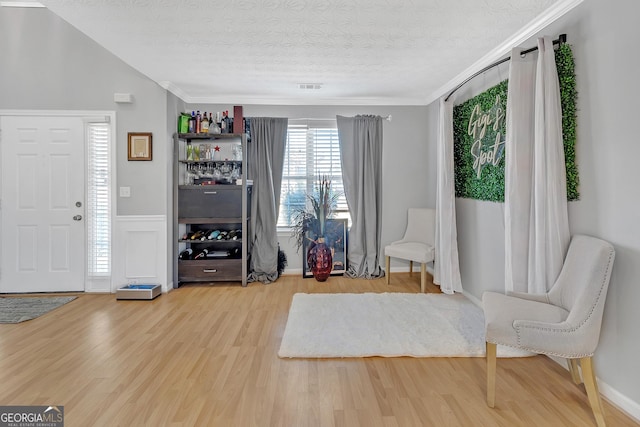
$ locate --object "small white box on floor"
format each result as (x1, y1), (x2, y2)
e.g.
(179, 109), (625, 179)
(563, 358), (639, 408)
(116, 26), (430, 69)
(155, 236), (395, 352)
(116, 283), (161, 300)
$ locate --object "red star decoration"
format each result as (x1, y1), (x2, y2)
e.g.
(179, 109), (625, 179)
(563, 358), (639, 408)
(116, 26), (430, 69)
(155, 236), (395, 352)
(214, 145), (220, 152)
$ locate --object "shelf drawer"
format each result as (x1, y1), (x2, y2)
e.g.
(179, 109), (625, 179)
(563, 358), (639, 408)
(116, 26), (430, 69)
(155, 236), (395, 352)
(178, 186), (242, 218)
(178, 259), (242, 282)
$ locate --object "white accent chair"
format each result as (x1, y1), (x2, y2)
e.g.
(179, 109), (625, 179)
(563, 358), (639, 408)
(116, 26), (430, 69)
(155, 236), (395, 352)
(483, 234), (615, 427)
(384, 208), (435, 293)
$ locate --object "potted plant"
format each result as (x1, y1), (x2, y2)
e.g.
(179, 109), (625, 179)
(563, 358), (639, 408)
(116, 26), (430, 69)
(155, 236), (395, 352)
(291, 175), (342, 281)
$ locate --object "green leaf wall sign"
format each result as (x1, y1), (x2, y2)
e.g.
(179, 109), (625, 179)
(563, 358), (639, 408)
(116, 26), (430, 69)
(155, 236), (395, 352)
(453, 44), (579, 202)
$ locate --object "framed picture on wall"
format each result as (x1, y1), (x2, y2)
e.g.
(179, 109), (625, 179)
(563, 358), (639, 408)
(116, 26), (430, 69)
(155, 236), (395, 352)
(127, 132), (152, 161)
(302, 218), (348, 278)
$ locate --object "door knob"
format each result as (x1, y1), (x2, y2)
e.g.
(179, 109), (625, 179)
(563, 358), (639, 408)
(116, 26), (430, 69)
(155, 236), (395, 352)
(73, 215), (82, 221)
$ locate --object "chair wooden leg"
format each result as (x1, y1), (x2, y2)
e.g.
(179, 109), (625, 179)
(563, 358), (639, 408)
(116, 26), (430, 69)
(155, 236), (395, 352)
(486, 342), (497, 408)
(409, 260), (413, 275)
(420, 262), (426, 293)
(581, 356), (606, 427)
(568, 358), (582, 384)
(385, 256), (390, 285)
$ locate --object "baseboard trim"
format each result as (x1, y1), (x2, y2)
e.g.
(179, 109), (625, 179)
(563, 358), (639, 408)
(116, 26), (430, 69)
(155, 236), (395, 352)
(281, 268), (303, 276)
(547, 355), (640, 423)
(598, 378), (640, 422)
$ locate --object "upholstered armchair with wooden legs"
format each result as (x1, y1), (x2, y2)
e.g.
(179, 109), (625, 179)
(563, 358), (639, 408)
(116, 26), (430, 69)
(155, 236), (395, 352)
(385, 208), (435, 293)
(483, 234), (615, 427)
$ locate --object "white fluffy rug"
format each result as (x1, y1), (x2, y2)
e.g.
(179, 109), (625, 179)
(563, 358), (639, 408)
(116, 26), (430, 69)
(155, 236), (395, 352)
(278, 293), (531, 358)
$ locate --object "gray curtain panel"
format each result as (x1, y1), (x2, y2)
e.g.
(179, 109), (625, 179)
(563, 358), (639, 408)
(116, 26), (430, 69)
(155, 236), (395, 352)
(247, 117), (288, 284)
(336, 115), (384, 278)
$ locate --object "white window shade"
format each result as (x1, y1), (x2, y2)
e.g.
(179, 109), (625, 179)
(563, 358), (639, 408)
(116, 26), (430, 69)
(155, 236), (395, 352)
(87, 123), (111, 276)
(278, 122), (349, 228)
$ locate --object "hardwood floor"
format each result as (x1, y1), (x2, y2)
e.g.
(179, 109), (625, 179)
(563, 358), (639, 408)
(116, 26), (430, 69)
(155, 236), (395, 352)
(0, 274), (637, 426)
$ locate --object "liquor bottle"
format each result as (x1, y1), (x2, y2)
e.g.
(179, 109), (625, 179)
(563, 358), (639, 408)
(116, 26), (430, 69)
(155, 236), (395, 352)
(201, 111), (209, 133)
(224, 110), (231, 134)
(193, 248), (209, 260)
(179, 248), (193, 260)
(188, 111), (196, 133)
(196, 110), (201, 134)
(209, 113), (214, 131)
(220, 111), (226, 133)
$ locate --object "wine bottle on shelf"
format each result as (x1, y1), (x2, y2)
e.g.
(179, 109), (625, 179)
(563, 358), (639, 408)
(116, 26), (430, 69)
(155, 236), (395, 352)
(179, 248), (193, 260)
(190, 230), (204, 240)
(220, 111), (226, 133)
(188, 111), (196, 133)
(207, 229), (221, 240)
(182, 231), (195, 240)
(208, 113), (214, 132)
(201, 111), (209, 133)
(216, 230), (228, 240)
(193, 248), (209, 260)
(224, 110), (231, 133)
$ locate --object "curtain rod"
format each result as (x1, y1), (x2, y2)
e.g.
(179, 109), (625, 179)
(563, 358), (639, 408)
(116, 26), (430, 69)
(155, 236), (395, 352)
(444, 34), (567, 102)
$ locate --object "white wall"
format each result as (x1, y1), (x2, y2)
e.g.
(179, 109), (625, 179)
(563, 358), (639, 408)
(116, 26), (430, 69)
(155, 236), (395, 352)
(183, 104), (434, 273)
(432, 0), (640, 415)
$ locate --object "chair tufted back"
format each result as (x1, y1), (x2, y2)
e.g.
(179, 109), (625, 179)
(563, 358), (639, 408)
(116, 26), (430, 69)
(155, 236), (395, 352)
(546, 234), (615, 353)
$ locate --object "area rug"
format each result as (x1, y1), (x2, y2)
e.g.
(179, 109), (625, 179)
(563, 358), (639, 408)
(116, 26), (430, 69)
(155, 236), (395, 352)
(0, 296), (77, 323)
(278, 293), (531, 358)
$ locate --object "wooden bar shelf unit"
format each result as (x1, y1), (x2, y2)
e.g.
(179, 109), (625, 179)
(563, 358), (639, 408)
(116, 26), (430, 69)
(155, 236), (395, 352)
(172, 132), (251, 287)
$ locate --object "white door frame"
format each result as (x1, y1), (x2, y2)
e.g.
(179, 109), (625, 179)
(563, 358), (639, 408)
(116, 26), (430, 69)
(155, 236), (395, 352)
(0, 110), (117, 292)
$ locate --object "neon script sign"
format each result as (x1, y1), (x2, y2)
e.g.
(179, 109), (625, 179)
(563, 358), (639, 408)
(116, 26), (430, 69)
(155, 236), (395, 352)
(468, 95), (505, 178)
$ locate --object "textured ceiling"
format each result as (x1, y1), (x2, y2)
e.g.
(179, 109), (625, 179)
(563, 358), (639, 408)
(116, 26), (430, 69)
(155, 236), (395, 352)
(37, 0), (561, 105)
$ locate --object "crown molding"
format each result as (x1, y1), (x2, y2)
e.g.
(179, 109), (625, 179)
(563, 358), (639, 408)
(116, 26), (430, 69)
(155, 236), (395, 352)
(158, 81), (190, 103)
(0, 1), (44, 7)
(425, 0), (584, 106)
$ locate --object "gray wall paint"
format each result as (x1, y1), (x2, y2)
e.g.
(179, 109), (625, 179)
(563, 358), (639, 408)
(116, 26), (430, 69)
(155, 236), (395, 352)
(430, 0), (640, 407)
(0, 8), (168, 215)
(185, 104), (434, 271)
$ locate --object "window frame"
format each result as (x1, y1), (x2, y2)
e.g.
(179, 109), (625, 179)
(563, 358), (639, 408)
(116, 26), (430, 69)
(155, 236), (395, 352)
(278, 120), (349, 229)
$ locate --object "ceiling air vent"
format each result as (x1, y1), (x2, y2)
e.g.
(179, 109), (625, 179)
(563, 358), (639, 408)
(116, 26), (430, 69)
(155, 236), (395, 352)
(298, 83), (323, 90)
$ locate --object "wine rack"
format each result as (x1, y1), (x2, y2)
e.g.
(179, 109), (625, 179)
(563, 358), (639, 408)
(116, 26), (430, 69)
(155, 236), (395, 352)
(172, 132), (251, 287)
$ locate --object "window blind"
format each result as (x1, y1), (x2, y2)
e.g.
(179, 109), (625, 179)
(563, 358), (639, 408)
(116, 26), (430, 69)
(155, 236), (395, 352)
(87, 123), (111, 276)
(278, 124), (349, 228)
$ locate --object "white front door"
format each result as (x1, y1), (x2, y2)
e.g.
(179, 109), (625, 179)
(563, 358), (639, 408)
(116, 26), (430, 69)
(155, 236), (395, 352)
(1, 116), (85, 292)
